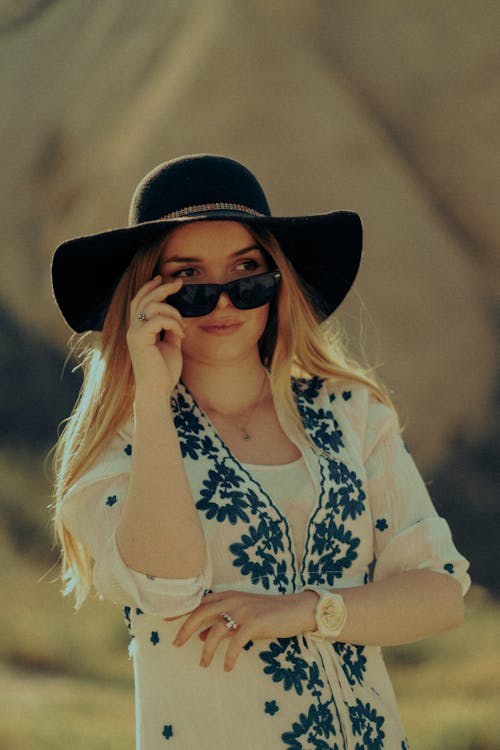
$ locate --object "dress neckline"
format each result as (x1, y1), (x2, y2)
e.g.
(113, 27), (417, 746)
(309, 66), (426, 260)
(241, 455), (305, 470)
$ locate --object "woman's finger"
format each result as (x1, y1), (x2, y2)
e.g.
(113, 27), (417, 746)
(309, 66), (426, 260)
(130, 314), (185, 342)
(135, 300), (186, 329)
(199, 620), (231, 668)
(130, 275), (165, 311)
(131, 276), (183, 317)
(173, 602), (225, 645)
(223, 626), (253, 672)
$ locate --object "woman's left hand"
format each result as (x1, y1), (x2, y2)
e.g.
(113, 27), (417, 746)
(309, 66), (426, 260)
(170, 590), (317, 672)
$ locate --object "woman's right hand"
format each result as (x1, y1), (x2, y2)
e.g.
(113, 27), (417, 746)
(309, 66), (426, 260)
(127, 276), (186, 396)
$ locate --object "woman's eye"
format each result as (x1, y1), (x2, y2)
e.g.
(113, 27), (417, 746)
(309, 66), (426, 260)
(172, 267), (197, 278)
(237, 259), (259, 272)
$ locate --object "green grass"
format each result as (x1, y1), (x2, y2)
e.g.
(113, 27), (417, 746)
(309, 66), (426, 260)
(1, 449), (499, 749)
(387, 587), (500, 749)
(2, 542), (499, 750)
(0, 668), (134, 750)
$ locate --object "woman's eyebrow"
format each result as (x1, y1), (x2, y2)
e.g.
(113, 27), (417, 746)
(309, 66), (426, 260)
(162, 244), (263, 264)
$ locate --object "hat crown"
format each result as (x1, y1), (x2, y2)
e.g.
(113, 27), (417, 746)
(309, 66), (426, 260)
(128, 154), (271, 225)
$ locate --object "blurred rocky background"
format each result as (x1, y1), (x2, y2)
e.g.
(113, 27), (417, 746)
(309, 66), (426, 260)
(2, 0), (498, 585)
(1, 2), (499, 746)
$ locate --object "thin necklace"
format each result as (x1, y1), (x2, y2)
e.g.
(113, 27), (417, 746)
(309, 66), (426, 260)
(196, 372), (268, 441)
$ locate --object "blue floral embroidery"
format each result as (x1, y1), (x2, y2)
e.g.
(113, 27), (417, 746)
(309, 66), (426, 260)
(333, 643), (367, 686)
(166, 378), (404, 748)
(342, 390), (352, 401)
(444, 563), (455, 574)
(105, 495), (117, 507)
(171, 391), (218, 461)
(124, 444), (132, 456)
(229, 517), (288, 591)
(150, 631), (159, 645)
(136, 608), (144, 615)
(265, 699), (280, 716)
(305, 661), (325, 697)
(375, 518), (388, 532)
(281, 702), (340, 750)
(401, 740), (410, 749)
(327, 461), (367, 521)
(123, 606), (131, 630)
(295, 377), (373, 596)
(162, 724), (174, 740)
(197, 462), (250, 524)
(307, 519), (360, 585)
(259, 637), (309, 695)
(349, 700), (385, 750)
(312, 416), (344, 454)
(123, 607), (135, 638)
(172, 384), (297, 592)
(291, 376), (323, 405)
(243, 640), (254, 651)
(293, 377), (344, 455)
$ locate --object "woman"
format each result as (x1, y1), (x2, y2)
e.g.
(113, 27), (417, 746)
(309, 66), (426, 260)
(52, 154), (470, 750)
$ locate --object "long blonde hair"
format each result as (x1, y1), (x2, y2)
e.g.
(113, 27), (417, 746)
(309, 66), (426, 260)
(53, 223), (396, 607)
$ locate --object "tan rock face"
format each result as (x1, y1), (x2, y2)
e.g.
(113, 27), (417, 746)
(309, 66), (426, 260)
(1, 0), (497, 467)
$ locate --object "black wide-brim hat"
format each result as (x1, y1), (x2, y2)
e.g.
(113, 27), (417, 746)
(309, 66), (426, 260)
(52, 154), (362, 332)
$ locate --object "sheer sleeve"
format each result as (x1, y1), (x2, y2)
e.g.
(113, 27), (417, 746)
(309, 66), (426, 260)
(364, 399), (470, 595)
(60, 427), (212, 617)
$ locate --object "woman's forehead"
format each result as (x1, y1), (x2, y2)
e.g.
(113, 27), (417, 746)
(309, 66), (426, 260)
(160, 220), (261, 262)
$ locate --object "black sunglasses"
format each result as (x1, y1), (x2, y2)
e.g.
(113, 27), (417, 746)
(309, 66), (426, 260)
(166, 269), (281, 318)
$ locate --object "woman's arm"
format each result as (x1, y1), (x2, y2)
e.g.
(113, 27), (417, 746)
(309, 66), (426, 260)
(171, 570), (464, 671)
(116, 392), (208, 580)
(116, 276), (207, 580)
(298, 569), (464, 646)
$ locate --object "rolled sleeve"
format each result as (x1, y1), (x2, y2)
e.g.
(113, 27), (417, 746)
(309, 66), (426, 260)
(365, 400), (471, 596)
(61, 432), (212, 616)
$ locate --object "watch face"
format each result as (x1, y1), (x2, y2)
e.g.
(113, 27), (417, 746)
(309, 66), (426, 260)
(319, 596), (345, 632)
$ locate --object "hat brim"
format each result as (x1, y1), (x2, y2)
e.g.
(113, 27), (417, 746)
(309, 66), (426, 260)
(51, 210), (362, 332)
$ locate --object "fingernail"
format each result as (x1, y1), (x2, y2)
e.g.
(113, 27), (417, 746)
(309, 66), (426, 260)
(172, 639), (181, 647)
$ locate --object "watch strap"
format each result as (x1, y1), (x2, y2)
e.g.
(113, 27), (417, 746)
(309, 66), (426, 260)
(303, 585), (347, 640)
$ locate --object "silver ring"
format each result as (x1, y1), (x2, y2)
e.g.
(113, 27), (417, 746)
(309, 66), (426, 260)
(137, 311), (146, 321)
(220, 612), (238, 631)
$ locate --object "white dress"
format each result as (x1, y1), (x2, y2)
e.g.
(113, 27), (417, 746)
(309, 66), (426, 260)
(61, 377), (470, 750)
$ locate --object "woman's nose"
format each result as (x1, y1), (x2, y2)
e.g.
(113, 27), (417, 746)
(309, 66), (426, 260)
(215, 290), (233, 310)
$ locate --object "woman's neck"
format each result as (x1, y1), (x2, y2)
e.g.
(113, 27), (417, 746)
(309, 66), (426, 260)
(180, 354), (270, 416)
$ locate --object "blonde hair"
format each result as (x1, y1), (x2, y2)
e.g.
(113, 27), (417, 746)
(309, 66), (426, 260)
(52, 223), (396, 607)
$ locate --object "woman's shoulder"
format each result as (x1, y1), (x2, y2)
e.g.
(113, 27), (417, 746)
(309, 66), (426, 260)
(321, 376), (400, 450)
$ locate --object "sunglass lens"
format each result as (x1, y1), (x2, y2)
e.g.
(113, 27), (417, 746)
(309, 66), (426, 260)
(229, 273), (277, 309)
(166, 271), (280, 317)
(168, 285), (219, 317)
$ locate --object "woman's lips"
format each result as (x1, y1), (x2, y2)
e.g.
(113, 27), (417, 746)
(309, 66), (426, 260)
(198, 321), (243, 335)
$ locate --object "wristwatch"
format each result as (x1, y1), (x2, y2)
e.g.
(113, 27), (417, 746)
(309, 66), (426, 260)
(302, 585), (347, 640)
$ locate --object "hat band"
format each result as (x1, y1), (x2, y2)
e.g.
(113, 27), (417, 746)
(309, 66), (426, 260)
(163, 202), (266, 220)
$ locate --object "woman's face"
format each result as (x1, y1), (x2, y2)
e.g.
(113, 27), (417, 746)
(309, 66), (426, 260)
(158, 221), (272, 366)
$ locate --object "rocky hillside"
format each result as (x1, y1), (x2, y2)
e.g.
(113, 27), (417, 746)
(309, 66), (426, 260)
(1, 1), (498, 586)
